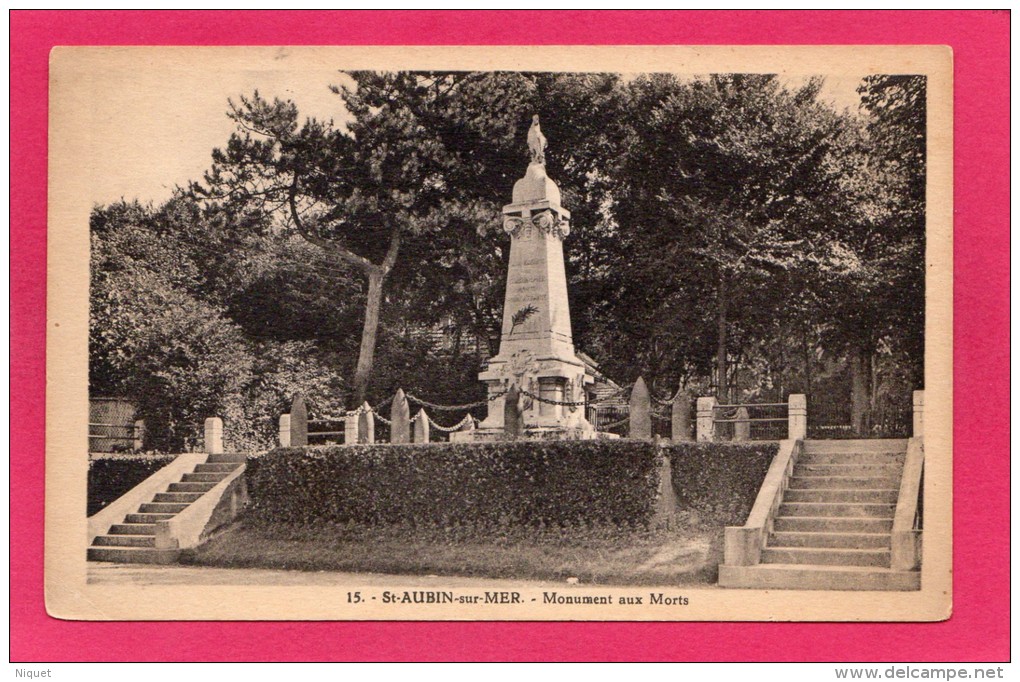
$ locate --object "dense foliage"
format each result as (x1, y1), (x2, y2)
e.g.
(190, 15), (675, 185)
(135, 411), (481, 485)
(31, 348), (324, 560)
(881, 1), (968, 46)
(665, 442), (778, 526)
(87, 453), (176, 516)
(245, 440), (661, 528)
(90, 71), (926, 448)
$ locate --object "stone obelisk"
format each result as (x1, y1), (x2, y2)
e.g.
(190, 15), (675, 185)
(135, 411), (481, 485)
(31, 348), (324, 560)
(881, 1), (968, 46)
(469, 115), (595, 439)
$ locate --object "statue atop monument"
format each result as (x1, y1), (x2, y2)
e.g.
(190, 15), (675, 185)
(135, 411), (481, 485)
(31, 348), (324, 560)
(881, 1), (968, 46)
(527, 114), (546, 165)
(450, 114), (596, 442)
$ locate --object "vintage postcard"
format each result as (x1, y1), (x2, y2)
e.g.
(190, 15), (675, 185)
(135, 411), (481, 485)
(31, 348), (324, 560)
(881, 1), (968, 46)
(46, 45), (952, 621)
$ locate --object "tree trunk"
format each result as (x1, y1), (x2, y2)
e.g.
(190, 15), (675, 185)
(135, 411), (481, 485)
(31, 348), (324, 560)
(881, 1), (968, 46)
(870, 352), (878, 412)
(287, 184), (401, 410)
(716, 273), (729, 403)
(352, 271), (385, 406)
(850, 345), (870, 435)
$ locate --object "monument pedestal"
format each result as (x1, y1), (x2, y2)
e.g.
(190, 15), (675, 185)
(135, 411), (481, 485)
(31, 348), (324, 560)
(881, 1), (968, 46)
(458, 158), (596, 442)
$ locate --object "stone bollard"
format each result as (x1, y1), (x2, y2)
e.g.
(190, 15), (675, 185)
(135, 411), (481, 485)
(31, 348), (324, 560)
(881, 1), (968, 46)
(629, 377), (652, 440)
(788, 394), (807, 440)
(390, 389), (411, 444)
(413, 409), (430, 443)
(358, 402), (375, 444)
(696, 397), (717, 442)
(290, 395), (308, 447)
(344, 412), (358, 445)
(503, 385), (523, 440)
(459, 415), (476, 432)
(913, 390), (925, 438)
(278, 414), (291, 448)
(652, 450), (679, 528)
(204, 417), (223, 455)
(133, 419), (145, 451)
(671, 391), (691, 442)
(734, 406), (750, 441)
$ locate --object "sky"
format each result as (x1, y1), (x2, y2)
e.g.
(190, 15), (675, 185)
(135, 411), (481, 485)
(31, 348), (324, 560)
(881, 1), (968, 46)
(69, 49), (868, 208)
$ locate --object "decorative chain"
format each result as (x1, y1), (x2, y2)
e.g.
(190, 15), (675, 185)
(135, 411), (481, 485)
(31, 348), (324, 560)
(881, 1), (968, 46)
(426, 413), (475, 433)
(651, 411), (672, 422)
(405, 392), (495, 411)
(518, 389), (588, 408)
(328, 393), (401, 419)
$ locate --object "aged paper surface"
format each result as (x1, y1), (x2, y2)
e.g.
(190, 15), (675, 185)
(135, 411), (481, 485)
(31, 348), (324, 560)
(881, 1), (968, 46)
(46, 45), (952, 621)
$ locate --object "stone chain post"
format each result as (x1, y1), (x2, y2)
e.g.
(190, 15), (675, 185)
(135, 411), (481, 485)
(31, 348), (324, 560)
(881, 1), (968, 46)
(413, 408), (430, 443)
(204, 416), (223, 455)
(788, 394), (807, 441)
(289, 395), (308, 447)
(696, 396), (717, 442)
(671, 390), (692, 442)
(357, 402), (375, 444)
(390, 389), (411, 444)
(344, 413), (358, 445)
(278, 414), (291, 448)
(733, 406), (750, 441)
(629, 376), (652, 440)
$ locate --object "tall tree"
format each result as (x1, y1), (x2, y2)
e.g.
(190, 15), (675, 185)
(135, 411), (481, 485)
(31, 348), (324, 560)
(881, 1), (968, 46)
(609, 74), (863, 401)
(198, 72), (626, 404)
(90, 201), (257, 450)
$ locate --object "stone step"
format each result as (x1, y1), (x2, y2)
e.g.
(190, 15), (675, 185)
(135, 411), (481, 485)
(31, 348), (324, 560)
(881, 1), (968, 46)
(124, 512), (174, 523)
(152, 492), (204, 503)
(108, 523), (157, 535)
(87, 546), (180, 564)
(794, 463), (903, 477)
(784, 488), (899, 504)
(181, 472), (230, 483)
(194, 462), (240, 473)
(770, 531), (890, 549)
(779, 502), (896, 518)
(167, 481), (217, 493)
(789, 475), (900, 490)
(802, 439), (908, 455)
(799, 452), (905, 465)
(206, 452), (248, 464)
(774, 516), (893, 534)
(92, 534), (156, 548)
(138, 502), (190, 514)
(761, 546), (891, 568)
(719, 563), (919, 591)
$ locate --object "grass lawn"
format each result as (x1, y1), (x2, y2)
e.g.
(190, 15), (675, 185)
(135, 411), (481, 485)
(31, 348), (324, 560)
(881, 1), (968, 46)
(183, 517), (724, 586)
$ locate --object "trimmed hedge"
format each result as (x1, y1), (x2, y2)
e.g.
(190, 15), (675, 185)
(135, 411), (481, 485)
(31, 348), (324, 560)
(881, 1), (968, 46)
(664, 442), (777, 526)
(246, 440), (661, 528)
(87, 453), (176, 516)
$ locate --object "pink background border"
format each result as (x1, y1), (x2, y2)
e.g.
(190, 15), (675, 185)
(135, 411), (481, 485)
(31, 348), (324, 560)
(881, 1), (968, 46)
(11, 10), (1009, 662)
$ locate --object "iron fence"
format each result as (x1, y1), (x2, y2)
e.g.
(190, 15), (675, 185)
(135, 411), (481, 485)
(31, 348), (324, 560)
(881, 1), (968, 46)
(87, 422), (140, 452)
(807, 404), (911, 439)
(587, 404), (629, 437)
(712, 402), (789, 441)
(307, 417), (349, 445)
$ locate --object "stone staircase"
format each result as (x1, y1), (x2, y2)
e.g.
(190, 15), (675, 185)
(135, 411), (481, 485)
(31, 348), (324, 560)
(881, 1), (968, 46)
(88, 452), (246, 564)
(720, 439), (921, 590)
